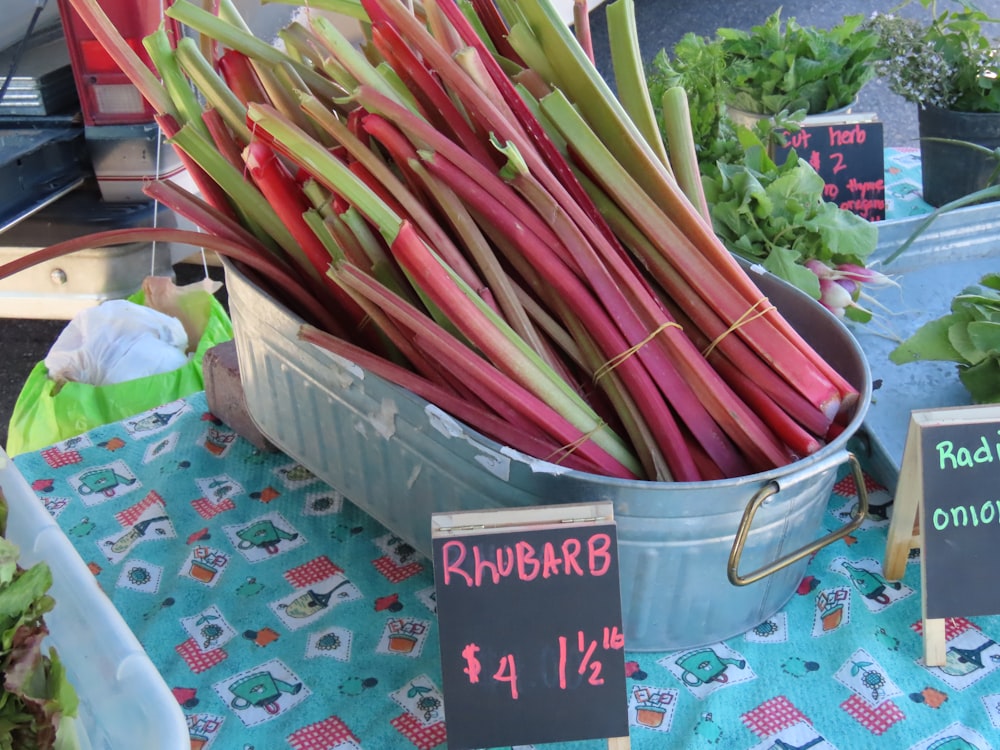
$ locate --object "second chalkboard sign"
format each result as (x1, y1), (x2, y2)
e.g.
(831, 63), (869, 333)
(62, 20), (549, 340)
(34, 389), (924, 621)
(772, 113), (885, 222)
(885, 404), (1000, 666)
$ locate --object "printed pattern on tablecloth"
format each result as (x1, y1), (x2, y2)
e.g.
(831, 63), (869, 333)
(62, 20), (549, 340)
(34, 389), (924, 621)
(14, 390), (1000, 750)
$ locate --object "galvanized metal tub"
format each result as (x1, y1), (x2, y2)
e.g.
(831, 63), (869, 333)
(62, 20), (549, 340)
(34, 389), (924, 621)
(223, 257), (871, 652)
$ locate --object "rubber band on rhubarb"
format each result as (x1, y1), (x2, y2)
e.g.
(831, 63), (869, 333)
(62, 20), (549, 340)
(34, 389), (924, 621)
(701, 299), (777, 358)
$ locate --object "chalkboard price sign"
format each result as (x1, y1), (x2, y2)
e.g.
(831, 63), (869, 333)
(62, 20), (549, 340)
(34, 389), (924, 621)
(773, 114), (886, 222)
(432, 503), (629, 750)
(885, 404), (1000, 665)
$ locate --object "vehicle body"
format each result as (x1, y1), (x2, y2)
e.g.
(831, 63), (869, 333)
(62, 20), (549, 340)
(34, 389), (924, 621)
(0, 0), (308, 320)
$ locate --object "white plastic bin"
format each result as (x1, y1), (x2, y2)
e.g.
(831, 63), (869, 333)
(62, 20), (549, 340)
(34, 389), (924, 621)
(0, 448), (189, 750)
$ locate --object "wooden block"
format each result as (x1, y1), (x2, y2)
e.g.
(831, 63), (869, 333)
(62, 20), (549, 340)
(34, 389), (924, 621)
(203, 340), (276, 453)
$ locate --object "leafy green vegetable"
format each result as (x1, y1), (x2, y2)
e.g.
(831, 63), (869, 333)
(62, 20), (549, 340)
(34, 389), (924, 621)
(701, 125), (878, 321)
(717, 11), (879, 116)
(646, 33), (736, 166)
(647, 30), (882, 323)
(891, 273), (1000, 403)
(0, 490), (79, 750)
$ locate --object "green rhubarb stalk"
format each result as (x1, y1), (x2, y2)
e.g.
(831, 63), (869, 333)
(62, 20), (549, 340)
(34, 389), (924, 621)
(218, 0), (254, 33)
(249, 58), (319, 137)
(455, 0), (501, 58)
(166, 0), (343, 105)
(605, 0), (670, 168)
(500, 0), (666, 191)
(311, 15), (415, 111)
(298, 95), (491, 300)
(167, 123), (302, 262)
(660, 86), (710, 223)
(66, 0), (175, 116)
(504, 23), (559, 87)
(337, 205), (421, 308)
(302, 209), (347, 265)
(302, 179), (335, 219)
(319, 211), (373, 269)
(272, 62), (337, 147)
(246, 102), (403, 243)
(143, 29), (209, 140)
(261, 0), (372, 21)
(174, 37), (252, 144)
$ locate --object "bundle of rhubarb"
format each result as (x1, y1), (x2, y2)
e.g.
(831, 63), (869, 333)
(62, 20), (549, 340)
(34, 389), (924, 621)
(32, 0), (859, 482)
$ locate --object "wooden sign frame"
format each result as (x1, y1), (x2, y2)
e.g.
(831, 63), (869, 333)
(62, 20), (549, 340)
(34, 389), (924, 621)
(432, 502), (630, 750)
(884, 404), (1000, 666)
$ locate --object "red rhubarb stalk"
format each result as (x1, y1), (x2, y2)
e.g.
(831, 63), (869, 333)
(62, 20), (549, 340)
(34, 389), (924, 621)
(368, 20), (495, 166)
(298, 325), (610, 475)
(298, 95), (496, 309)
(155, 113), (237, 221)
(218, 49), (270, 107)
(330, 251), (641, 478)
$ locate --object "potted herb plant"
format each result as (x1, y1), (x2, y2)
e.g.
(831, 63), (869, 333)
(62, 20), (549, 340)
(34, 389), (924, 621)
(865, 1), (1000, 207)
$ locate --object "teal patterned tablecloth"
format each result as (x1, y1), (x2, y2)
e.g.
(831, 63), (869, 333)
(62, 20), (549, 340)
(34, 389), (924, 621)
(885, 146), (935, 221)
(11, 390), (1000, 750)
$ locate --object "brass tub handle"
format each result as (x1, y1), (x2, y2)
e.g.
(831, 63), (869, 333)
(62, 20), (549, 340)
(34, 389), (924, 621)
(728, 452), (868, 587)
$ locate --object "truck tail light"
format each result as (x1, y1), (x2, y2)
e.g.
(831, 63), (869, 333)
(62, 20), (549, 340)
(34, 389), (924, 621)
(56, 0), (179, 126)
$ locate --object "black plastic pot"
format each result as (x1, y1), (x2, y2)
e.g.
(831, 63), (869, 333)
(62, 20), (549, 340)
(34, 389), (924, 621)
(918, 105), (1000, 207)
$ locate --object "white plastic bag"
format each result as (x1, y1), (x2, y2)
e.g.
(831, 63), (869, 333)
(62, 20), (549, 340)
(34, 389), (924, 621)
(44, 299), (190, 387)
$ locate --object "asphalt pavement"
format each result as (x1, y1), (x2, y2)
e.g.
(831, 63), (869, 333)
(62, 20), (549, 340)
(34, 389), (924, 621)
(2, 0), (996, 451)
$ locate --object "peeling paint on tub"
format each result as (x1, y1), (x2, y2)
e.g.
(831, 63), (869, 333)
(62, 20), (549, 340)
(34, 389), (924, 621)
(322, 350), (365, 381)
(370, 399), (398, 439)
(426, 407), (512, 481)
(425, 406), (464, 438)
(472, 451), (511, 480)
(351, 399), (397, 441)
(406, 465), (421, 490)
(499, 447), (571, 476)
(424, 406), (570, 478)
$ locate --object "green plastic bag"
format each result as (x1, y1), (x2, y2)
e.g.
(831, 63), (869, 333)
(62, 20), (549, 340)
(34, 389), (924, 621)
(6, 289), (233, 456)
